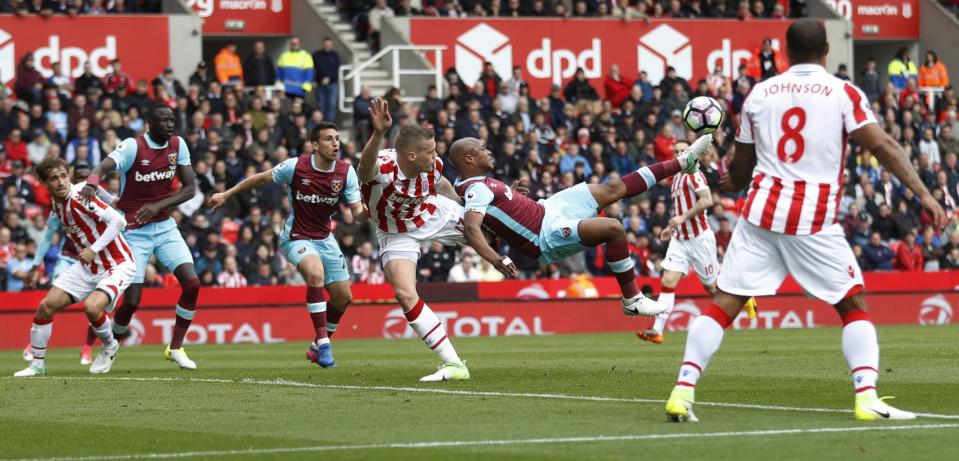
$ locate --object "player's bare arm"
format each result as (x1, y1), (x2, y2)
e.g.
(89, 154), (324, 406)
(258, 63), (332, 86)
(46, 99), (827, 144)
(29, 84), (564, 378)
(209, 170), (275, 210)
(79, 157), (117, 203)
(662, 188), (713, 240)
(348, 201), (364, 218)
(463, 210), (517, 278)
(851, 123), (947, 227)
(436, 176), (461, 204)
(135, 164), (197, 225)
(723, 142), (758, 191)
(358, 97), (391, 183)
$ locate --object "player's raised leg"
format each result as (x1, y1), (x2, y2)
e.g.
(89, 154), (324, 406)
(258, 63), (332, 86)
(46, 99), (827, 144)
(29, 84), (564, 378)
(577, 218), (666, 317)
(325, 281), (353, 338)
(14, 288), (73, 377)
(384, 256), (469, 382)
(296, 253), (335, 368)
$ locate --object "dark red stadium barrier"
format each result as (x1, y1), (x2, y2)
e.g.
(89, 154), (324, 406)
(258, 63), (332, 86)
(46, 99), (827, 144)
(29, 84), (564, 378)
(1, 273), (955, 349)
(0, 15), (170, 88)
(410, 18), (790, 97)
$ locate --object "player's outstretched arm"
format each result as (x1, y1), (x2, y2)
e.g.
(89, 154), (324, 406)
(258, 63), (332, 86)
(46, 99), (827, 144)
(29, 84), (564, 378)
(134, 164), (198, 225)
(210, 170), (275, 210)
(358, 97), (392, 183)
(437, 176), (462, 204)
(722, 142), (758, 191)
(463, 211), (517, 278)
(852, 123), (946, 227)
(79, 157), (118, 203)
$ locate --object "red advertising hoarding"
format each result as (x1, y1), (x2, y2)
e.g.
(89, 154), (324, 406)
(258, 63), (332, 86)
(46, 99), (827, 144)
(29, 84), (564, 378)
(409, 18), (790, 98)
(0, 15), (169, 89)
(186, 0), (291, 35)
(822, 0), (919, 39)
(1, 272), (955, 349)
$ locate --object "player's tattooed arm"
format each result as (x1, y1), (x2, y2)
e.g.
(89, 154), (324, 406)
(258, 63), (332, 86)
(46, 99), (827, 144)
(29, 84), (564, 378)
(723, 142), (758, 192)
(135, 164), (197, 225)
(210, 170), (275, 210)
(359, 97), (392, 183)
(853, 123), (947, 227)
(79, 157), (118, 203)
(463, 211), (517, 278)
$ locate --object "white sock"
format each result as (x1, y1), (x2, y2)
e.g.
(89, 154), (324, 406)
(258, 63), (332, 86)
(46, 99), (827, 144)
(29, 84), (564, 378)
(843, 320), (879, 396)
(652, 291), (676, 334)
(408, 301), (462, 365)
(676, 314), (726, 387)
(327, 322), (338, 335)
(30, 320), (53, 368)
(315, 337), (331, 346)
(91, 314), (116, 347)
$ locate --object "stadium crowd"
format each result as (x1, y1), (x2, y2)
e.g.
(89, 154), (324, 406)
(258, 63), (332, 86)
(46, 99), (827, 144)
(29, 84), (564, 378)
(1, 26), (958, 291)
(0, 0), (161, 15)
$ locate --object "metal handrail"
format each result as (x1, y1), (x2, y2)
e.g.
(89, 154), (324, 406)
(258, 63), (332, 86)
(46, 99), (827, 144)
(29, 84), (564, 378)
(338, 45), (446, 113)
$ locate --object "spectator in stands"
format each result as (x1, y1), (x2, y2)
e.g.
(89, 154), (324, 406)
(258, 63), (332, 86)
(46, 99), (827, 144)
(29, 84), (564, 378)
(448, 253), (481, 283)
(863, 231), (895, 270)
(563, 68), (599, 103)
(419, 241), (454, 282)
(604, 64), (632, 108)
(312, 37), (340, 123)
(276, 37), (314, 99)
(857, 57), (883, 102)
(103, 59), (134, 94)
(369, 0), (395, 52)
(189, 61), (213, 92)
(351, 241), (375, 283)
(895, 230), (924, 271)
(5, 242), (30, 292)
(217, 256), (248, 288)
(14, 53), (43, 104)
(214, 42), (243, 86)
(3, 128), (28, 165)
(756, 37), (780, 81)
(888, 48), (918, 92)
(244, 40), (276, 89)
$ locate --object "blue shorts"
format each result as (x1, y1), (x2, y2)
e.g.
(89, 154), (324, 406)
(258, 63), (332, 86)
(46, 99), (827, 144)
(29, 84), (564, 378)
(537, 183), (599, 264)
(124, 218), (194, 284)
(280, 234), (351, 286)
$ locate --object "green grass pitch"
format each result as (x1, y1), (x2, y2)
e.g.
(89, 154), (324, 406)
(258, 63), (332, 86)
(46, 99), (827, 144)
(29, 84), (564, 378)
(1, 325), (958, 460)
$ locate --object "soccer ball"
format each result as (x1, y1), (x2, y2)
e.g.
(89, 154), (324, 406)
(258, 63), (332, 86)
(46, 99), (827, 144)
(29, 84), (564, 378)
(682, 96), (724, 134)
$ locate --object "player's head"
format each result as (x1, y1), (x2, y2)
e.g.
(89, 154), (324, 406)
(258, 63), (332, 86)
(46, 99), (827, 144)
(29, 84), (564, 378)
(673, 140), (689, 159)
(73, 163), (91, 182)
(394, 124), (437, 174)
(310, 122), (340, 161)
(146, 104), (175, 143)
(449, 137), (493, 176)
(786, 18), (828, 65)
(37, 157), (71, 200)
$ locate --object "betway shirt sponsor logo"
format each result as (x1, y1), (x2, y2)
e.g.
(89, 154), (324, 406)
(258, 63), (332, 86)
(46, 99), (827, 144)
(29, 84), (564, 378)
(134, 169), (176, 182)
(296, 190), (337, 205)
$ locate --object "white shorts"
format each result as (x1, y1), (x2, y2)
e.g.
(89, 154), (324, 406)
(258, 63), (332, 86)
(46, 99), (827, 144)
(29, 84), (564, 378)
(376, 195), (466, 265)
(53, 260), (136, 306)
(717, 220), (864, 305)
(662, 229), (719, 286)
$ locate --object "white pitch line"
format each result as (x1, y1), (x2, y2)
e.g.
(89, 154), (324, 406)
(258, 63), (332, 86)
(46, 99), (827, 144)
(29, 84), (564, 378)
(18, 375), (959, 421)
(4, 423), (959, 461)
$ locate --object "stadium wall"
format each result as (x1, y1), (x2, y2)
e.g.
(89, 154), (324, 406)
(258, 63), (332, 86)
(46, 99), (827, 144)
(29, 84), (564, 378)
(0, 273), (955, 349)
(920, 0), (959, 81)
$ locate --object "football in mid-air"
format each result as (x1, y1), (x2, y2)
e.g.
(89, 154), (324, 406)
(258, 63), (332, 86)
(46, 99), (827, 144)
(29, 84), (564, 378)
(683, 96), (725, 134)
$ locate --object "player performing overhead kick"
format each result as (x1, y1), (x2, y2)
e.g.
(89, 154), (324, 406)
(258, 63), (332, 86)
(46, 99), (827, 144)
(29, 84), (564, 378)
(664, 18), (946, 423)
(15, 158), (135, 377)
(81, 105), (202, 370)
(448, 134), (712, 317)
(637, 141), (757, 344)
(358, 98), (470, 382)
(210, 123), (362, 368)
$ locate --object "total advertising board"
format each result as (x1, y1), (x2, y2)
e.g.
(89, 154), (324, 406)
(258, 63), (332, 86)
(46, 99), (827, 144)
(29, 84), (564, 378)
(822, 0), (919, 39)
(409, 18), (790, 98)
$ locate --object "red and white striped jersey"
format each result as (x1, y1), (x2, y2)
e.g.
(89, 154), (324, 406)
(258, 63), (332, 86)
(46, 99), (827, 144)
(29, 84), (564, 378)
(361, 149), (444, 234)
(735, 64), (876, 235)
(49, 183), (133, 274)
(670, 171), (711, 240)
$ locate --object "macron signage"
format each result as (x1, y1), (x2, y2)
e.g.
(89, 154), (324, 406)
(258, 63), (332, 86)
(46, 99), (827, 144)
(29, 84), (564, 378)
(186, 0), (291, 35)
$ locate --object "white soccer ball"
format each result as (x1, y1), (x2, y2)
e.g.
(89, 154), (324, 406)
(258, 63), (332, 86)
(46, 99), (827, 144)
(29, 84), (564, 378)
(683, 96), (725, 134)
